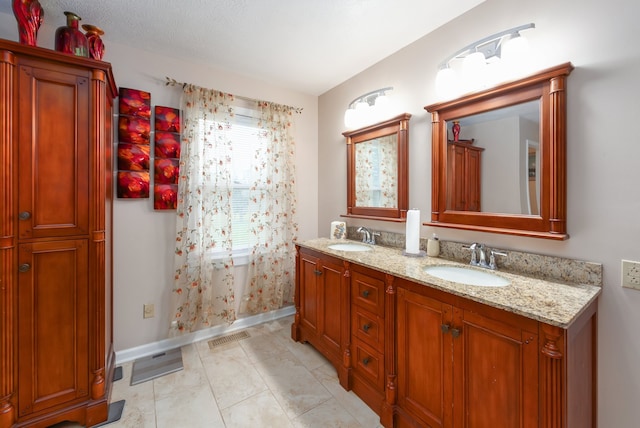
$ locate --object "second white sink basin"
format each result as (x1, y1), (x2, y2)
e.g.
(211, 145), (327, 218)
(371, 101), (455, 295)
(424, 265), (510, 287)
(328, 243), (372, 252)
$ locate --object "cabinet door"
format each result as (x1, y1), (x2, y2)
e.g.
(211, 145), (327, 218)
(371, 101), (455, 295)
(447, 144), (466, 211)
(17, 240), (89, 417)
(465, 148), (481, 212)
(454, 310), (539, 428)
(397, 287), (453, 428)
(299, 251), (321, 335)
(298, 251), (345, 358)
(17, 63), (90, 240)
(318, 257), (346, 357)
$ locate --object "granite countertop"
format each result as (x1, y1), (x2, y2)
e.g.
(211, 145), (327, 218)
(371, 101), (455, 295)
(297, 238), (602, 329)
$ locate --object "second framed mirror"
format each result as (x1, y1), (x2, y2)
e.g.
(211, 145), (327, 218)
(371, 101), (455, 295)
(342, 113), (411, 221)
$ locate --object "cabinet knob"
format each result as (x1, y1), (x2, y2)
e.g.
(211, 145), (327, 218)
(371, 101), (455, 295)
(19, 211), (31, 220)
(362, 290), (370, 298)
(362, 323), (371, 332)
(362, 357), (370, 366)
(451, 328), (461, 338)
(314, 269), (322, 276)
(441, 324), (450, 334)
(19, 263), (31, 273)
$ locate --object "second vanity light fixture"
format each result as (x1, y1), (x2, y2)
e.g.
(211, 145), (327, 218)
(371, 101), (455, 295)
(435, 23), (535, 100)
(344, 86), (393, 130)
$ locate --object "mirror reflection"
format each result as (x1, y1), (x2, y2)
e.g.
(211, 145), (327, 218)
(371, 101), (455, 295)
(343, 113), (411, 221)
(355, 135), (398, 208)
(446, 100), (540, 215)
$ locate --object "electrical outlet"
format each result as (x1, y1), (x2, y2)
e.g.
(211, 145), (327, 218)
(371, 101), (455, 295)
(143, 304), (155, 318)
(621, 260), (640, 290)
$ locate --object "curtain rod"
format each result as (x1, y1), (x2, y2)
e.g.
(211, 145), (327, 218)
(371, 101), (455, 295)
(165, 77), (303, 114)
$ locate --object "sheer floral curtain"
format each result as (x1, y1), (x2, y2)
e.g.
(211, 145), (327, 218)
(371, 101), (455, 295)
(240, 102), (298, 314)
(170, 85), (299, 334)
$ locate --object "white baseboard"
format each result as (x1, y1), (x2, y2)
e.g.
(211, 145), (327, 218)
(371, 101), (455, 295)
(115, 305), (296, 365)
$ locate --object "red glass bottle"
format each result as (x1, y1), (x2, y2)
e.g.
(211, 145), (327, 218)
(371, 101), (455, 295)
(55, 11), (88, 57)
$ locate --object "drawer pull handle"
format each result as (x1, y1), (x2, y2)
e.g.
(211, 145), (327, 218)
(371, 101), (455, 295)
(19, 211), (31, 220)
(362, 323), (371, 332)
(362, 357), (370, 366)
(362, 290), (370, 298)
(19, 263), (31, 273)
(314, 270), (322, 276)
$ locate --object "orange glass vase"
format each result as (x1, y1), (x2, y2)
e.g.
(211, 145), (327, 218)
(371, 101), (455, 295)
(82, 24), (105, 60)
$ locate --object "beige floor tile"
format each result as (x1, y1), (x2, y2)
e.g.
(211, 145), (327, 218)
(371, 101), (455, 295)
(254, 351), (333, 419)
(201, 344), (269, 410)
(220, 390), (294, 428)
(155, 384), (224, 428)
(291, 398), (362, 428)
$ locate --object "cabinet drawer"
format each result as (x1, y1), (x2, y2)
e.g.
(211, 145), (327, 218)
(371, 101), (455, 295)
(352, 307), (384, 352)
(351, 270), (385, 316)
(352, 339), (385, 391)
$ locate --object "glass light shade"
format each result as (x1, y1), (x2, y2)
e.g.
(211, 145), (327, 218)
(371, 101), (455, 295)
(435, 67), (460, 100)
(344, 108), (356, 128)
(462, 51), (488, 92)
(353, 101), (371, 128)
(373, 94), (391, 121)
(501, 34), (531, 79)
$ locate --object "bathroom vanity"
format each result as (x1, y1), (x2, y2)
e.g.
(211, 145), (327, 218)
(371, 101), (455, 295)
(291, 238), (600, 428)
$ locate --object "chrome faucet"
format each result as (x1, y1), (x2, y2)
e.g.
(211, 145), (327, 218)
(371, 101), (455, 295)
(357, 227), (380, 245)
(357, 227), (371, 244)
(465, 242), (507, 270)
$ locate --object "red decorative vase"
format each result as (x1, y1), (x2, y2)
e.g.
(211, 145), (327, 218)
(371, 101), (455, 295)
(55, 11), (89, 57)
(82, 24), (105, 60)
(12, 0), (44, 46)
(452, 121), (461, 142)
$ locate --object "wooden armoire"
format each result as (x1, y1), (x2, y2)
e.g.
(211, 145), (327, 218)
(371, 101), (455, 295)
(0, 39), (117, 428)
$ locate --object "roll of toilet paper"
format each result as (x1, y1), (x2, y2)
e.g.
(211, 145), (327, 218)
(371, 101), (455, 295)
(405, 209), (420, 254)
(330, 221), (347, 240)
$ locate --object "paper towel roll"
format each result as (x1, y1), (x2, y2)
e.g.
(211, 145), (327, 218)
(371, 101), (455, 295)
(330, 221), (347, 240)
(405, 209), (420, 254)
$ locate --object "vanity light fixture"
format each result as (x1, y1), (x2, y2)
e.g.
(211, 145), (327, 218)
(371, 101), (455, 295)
(435, 23), (535, 100)
(344, 86), (394, 129)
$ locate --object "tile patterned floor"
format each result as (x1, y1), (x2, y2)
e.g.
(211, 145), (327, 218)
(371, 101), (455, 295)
(54, 315), (383, 428)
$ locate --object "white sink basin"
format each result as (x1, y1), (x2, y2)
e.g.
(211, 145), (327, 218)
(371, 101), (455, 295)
(328, 243), (373, 252)
(424, 265), (510, 287)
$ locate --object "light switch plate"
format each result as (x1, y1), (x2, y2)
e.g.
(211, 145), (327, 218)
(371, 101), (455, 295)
(621, 260), (640, 290)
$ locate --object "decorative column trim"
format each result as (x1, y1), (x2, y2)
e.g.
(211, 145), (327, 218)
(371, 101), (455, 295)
(0, 48), (16, 428)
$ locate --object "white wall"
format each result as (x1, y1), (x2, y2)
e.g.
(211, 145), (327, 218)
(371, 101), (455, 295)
(318, 0), (640, 426)
(0, 12), (319, 352)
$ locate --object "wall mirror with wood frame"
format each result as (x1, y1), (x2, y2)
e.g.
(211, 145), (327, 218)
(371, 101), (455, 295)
(342, 113), (411, 221)
(425, 63), (573, 240)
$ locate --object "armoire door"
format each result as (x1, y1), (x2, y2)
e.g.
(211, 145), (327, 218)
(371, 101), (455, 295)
(17, 239), (89, 417)
(16, 62), (90, 240)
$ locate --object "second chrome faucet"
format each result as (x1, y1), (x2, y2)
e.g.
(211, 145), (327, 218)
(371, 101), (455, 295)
(465, 243), (507, 270)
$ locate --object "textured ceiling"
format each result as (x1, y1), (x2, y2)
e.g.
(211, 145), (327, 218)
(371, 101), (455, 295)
(6, 0), (484, 95)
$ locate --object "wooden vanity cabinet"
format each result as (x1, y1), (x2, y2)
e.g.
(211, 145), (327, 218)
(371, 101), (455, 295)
(447, 141), (484, 211)
(0, 40), (116, 428)
(396, 281), (540, 428)
(291, 246), (350, 387)
(292, 245), (597, 428)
